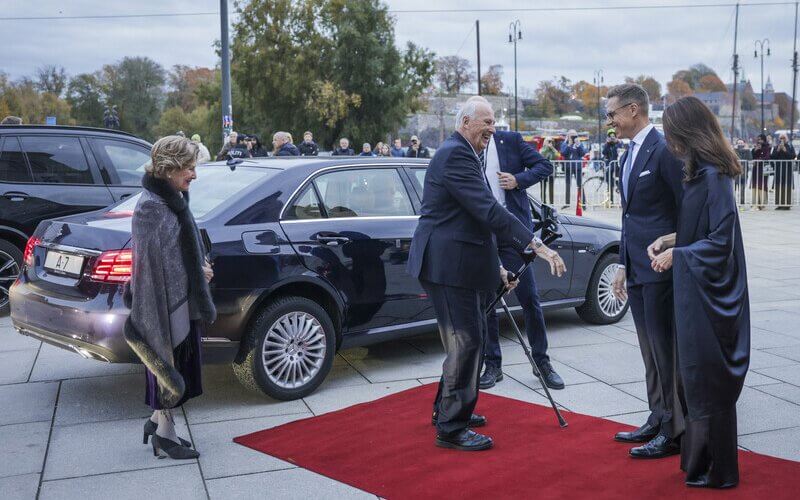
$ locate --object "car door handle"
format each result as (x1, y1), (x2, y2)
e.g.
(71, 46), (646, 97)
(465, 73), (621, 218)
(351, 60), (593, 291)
(2, 191), (29, 201)
(119, 193), (133, 199)
(314, 233), (350, 246)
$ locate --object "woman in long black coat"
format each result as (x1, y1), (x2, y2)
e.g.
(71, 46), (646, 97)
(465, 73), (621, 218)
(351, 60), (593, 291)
(648, 96), (750, 489)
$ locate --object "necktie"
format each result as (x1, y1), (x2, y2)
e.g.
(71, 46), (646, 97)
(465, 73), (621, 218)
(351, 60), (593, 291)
(478, 150), (490, 187)
(622, 141), (635, 198)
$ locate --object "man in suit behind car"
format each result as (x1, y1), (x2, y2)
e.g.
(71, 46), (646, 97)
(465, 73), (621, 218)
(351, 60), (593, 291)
(477, 124), (564, 391)
(407, 99), (565, 451)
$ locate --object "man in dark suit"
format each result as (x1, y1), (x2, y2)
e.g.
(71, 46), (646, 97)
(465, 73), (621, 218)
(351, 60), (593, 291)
(407, 99), (565, 451)
(607, 83), (685, 458)
(478, 128), (565, 391)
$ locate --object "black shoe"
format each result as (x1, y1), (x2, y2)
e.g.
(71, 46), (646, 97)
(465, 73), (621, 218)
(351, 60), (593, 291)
(431, 412), (486, 428)
(537, 360), (565, 390)
(151, 434), (200, 460)
(629, 435), (680, 459)
(614, 422), (659, 443)
(435, 429), (493, 451)
(479, 366), (503, 389)
(143, 419), (191, 447)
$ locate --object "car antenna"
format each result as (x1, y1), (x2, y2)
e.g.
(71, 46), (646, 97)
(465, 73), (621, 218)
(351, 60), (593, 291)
(226, 157), (242, 171)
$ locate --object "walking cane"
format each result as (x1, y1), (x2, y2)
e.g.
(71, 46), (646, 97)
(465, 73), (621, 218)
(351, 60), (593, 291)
(484, 224), (569, 428)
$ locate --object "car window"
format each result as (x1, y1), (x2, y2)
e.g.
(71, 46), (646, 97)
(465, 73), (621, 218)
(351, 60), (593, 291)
(284, 185), (323, 220)
(0, 137), (32, 183)
(21, 136), (94, 184)
(92, 139), (150, 186)
(107, 165), (279, 219)
(413, 168), (426, 188)
(313, 168), (414, 218)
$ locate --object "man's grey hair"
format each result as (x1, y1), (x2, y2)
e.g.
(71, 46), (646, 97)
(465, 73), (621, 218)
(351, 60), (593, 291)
(607, 83), (650, 116)
(455, 98), (492, 129)
(1, 116), (23, 125)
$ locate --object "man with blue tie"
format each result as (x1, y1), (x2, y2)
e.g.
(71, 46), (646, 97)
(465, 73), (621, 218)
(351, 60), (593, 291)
(607, 84), (685, 458)
(408, 98), (566, 451)
(476, 123), (565, 391)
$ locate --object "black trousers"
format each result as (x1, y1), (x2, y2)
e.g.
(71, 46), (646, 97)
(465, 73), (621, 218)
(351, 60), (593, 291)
(484, 244), (549, 368)
(627, 281), (683, 439)
(422, 279), (490, 436)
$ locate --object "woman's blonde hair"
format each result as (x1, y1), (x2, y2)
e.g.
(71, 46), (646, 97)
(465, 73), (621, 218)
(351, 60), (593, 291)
(146, 135), (199, 177)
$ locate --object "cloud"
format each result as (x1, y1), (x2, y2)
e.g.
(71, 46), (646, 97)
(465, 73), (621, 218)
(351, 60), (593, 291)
(1, 0), (796, 94)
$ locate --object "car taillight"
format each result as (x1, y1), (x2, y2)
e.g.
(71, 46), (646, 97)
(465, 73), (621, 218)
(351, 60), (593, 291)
(90, 249), (132, 283)
(23, 236), (41, 268)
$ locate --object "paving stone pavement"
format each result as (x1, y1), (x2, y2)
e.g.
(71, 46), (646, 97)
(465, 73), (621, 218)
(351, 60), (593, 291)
(1, 207), (799, 499)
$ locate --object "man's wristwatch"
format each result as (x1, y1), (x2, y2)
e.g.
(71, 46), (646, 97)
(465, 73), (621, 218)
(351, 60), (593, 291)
(531, 237), (543, 249)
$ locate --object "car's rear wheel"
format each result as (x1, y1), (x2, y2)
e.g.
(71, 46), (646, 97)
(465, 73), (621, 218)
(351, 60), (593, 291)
(575, 252), (628, 324)
(233, 296), (336, 401)
(0, 240), (23, 316)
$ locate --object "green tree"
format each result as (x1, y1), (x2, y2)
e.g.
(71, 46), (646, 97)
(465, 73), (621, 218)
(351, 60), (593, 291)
(35, 64), (68, 97)
(66, 72), (105, 127)
(401, 41), (436, 113)
(101, 56), (166, 140)
(231, 0), (434, 149)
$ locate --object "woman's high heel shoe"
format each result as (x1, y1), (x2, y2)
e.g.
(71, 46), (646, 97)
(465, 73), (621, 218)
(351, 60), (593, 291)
(143, 419), (191, 447)
(151, 434), (200, 460)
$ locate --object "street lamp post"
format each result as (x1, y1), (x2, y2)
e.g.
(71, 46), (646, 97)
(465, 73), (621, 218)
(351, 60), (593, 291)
(508, 20), (522, 132)
(593, 69), (604, 148)
(220, 0), (233, 143)
(754, 38), (771, 132)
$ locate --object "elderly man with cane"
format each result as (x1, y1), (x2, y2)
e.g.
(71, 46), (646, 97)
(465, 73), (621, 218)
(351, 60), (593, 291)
(407, 98), (566, 451)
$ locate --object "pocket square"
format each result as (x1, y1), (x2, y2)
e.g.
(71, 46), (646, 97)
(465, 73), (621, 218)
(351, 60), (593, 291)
(638, 170), (651, 178)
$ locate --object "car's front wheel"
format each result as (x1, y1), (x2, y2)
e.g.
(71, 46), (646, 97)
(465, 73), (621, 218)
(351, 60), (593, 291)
(0, 239), (23, 316)
(575, 252), (629, 324)
(233, 296), (336, 401)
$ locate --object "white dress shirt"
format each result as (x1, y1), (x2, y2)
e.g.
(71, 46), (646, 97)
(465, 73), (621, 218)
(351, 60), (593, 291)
(622, 123), (654, 197)
(484, 136), (506, 205)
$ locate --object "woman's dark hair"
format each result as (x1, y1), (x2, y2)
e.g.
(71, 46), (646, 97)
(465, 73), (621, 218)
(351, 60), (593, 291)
(662, 96), (742, 180)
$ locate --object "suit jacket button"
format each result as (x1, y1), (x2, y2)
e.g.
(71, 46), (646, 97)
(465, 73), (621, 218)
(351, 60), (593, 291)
(625, 214), (629, 218)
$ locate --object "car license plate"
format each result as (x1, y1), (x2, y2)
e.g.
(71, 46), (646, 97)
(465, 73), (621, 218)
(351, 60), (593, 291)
(44, 250), (85, 277)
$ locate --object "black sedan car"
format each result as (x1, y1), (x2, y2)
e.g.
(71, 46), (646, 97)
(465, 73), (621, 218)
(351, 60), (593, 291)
(10, 157), (627, 400)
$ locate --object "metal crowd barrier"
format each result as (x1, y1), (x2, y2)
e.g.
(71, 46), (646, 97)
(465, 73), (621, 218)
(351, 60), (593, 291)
(532, 159), (799, 211)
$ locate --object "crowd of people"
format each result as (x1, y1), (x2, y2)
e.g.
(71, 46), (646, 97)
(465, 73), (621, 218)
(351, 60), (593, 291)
(200, 129), (432, 161)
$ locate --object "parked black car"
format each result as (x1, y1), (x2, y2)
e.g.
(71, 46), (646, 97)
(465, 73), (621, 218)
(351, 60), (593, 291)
(0, 125), (151, 313)
(10, 157), (627, 400)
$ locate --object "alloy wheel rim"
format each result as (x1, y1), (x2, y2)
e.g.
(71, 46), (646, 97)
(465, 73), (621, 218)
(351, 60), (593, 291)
(262, 311), (326, 389)
(597, 263), (626, 317)
(0, 250), (20, 310)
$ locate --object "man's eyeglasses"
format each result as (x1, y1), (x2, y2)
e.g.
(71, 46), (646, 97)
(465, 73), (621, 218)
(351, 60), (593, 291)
(606, 102), (634, 120)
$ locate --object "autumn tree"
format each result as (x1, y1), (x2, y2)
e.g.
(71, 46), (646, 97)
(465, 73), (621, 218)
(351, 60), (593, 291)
(531, 76), (574, 118)
(667, 79), (693, 101)
(624, 75), (662, 100)
(572, 80), (608, 114)
(698, 74), (726, 92)
(480, 65), (504, 95)
(435, 55), (474, 94)
(166, 65), (215, 112)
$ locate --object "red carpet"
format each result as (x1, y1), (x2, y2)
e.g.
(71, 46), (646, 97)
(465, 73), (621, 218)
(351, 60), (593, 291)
(234, 384), (800, 499)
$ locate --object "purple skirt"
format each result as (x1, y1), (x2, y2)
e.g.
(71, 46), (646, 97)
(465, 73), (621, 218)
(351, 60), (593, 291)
(145, 321), (203, 410)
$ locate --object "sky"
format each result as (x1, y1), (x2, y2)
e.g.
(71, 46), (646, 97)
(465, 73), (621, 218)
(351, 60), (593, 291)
(1, 0), (798, 97)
